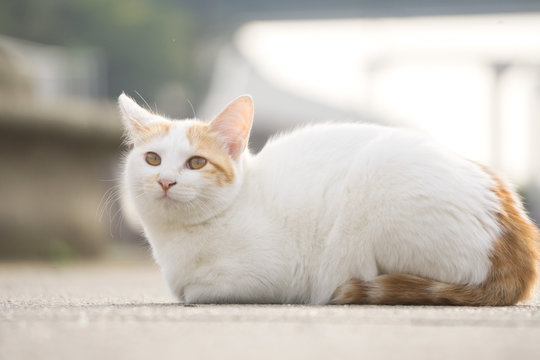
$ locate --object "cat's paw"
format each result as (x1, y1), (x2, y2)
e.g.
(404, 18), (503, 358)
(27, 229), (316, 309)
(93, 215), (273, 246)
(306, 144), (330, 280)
(330, 278), (370, 305)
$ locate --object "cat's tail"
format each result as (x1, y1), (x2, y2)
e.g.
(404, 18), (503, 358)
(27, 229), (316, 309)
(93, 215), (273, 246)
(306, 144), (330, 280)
(331, 168), (540, 306)
(329, 271), (534, 306)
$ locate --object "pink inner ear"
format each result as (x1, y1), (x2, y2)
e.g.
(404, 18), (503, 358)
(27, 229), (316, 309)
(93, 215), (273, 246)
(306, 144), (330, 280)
(209, 96), (253, 159)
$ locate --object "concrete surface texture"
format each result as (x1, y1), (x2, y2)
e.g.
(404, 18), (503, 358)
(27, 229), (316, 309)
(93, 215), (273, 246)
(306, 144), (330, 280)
(1, 263), (539, 360)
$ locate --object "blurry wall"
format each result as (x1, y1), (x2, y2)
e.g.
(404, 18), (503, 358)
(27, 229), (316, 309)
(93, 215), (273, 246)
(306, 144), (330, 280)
(0, 37), (122, 259)
(0, 99), (121, 259)
(0, 35), (106, 101)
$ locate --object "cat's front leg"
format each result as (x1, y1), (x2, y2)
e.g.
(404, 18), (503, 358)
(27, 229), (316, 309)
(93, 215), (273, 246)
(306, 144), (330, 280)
(182, 265), (287, 304)
(183, 283), (235, 304)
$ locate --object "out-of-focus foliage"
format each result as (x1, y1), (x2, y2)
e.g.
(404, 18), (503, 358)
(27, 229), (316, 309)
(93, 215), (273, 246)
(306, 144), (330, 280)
(0, 0), (198, 99)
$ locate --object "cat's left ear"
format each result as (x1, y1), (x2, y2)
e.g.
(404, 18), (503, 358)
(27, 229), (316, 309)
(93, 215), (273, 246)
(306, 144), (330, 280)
(209, 95), (254, 160)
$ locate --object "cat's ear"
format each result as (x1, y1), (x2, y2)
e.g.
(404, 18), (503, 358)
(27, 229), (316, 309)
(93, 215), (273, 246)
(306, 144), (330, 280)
(118, 93), (162, 142)
(208, 95), (254, 159)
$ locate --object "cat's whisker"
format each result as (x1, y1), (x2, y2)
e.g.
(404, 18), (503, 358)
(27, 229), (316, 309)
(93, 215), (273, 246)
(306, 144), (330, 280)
(97, 185), (121, 223)
(186, 98), (196, 119)
(99, 177), (122, 182)
(134, 90), (153, 113)
(110, 205), (126, 238)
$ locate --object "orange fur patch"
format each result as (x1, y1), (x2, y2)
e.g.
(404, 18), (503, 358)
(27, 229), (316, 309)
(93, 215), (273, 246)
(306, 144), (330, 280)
(331, 166), (540, 306)
(482, 169), (539, 304)
(187, 123), (235, 186)
(135, 122), (171, 144)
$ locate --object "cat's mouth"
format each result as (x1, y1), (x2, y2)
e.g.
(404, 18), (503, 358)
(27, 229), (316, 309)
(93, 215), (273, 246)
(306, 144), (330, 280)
(159, 192), (179, 202)
(155, 189), (197, 204)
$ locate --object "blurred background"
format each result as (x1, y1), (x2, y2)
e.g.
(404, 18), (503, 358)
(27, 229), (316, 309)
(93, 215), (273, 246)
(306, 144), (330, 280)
(1, 0), (540, 261)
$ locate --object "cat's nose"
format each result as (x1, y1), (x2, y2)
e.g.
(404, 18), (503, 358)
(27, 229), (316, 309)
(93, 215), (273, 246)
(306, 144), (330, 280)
(158, 179), (177, 191)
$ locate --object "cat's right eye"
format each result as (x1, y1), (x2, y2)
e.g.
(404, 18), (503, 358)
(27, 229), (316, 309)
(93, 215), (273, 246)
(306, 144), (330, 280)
(145, 152), (161, 166)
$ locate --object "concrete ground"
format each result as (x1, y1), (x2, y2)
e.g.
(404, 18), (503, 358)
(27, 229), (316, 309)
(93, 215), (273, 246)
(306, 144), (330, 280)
(1, 262), (539, 360)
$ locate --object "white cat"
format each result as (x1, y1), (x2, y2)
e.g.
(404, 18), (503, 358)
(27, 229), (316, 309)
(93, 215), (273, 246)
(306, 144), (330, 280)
(119, 93), (539, 305)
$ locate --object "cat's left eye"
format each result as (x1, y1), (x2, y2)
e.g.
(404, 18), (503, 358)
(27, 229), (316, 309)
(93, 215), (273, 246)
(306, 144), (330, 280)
(187, 156), (207, 170)
(145, 152), (161, 166)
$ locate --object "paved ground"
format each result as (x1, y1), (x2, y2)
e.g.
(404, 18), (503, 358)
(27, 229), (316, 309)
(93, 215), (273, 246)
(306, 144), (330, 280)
(1, 262), (539, 360)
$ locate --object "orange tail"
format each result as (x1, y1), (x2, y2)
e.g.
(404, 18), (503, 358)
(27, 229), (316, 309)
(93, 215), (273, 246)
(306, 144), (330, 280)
(330, 272), (533, 306)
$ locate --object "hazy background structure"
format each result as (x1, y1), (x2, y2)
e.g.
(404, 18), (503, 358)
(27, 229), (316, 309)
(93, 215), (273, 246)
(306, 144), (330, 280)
(1, 0), (540, 259)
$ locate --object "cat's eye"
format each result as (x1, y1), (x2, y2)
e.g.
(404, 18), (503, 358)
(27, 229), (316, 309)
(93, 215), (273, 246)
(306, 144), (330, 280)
(145, 152), (161, 166)
(187, 156), (207, 170)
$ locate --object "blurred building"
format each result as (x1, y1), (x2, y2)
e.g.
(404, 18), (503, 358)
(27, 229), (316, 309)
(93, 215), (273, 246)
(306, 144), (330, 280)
(188, 0), (540, 20)
(199, 46), (380, 152)
(0, 36), (120, 258)
(0, 35), (106, 101)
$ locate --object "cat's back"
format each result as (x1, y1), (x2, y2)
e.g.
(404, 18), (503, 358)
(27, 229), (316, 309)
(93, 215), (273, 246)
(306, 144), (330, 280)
(251, 123), (402, 181)
(250, 122), (497, 222)
(256, 122), (395, 161)
(251, 122), (488, 190)
(250, 122), (430, 189)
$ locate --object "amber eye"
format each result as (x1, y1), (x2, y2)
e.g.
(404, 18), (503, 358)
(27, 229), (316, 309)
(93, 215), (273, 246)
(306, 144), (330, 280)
(187, 156), (207, 170)
(145, 152), (161, 166)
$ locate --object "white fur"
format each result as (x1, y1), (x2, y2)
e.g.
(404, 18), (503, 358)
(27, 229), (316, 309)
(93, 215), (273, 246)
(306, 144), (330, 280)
(121, 101), (503, 305)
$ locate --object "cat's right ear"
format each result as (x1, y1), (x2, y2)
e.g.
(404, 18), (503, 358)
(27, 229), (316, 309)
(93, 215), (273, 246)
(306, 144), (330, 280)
(118, 93), (160, 143)
(208, 95), (254, 160)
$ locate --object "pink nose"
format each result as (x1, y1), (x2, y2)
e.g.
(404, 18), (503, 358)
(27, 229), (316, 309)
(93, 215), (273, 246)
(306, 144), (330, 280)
(158, 179), (177, 191)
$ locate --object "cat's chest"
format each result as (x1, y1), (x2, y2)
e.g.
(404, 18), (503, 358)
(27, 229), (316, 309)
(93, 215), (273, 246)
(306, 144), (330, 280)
(148, 225), (224, 266)
(147, 221), (254, 271)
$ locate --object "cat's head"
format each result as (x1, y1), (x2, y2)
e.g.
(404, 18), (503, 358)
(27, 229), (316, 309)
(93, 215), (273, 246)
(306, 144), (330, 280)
(119, 94), (253, 226)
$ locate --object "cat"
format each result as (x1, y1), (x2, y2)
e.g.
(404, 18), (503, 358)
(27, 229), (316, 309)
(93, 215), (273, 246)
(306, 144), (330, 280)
(119, 93), (539, 305)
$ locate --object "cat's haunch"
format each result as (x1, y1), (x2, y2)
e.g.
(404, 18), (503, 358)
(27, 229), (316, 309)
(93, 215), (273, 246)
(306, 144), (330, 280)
(119, 93), (539, 305)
